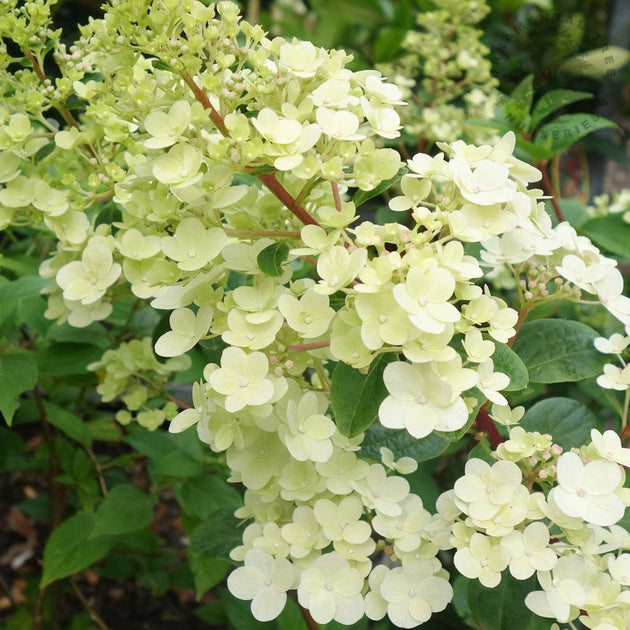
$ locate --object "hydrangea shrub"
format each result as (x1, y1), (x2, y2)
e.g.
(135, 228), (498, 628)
(1, 0), (630, 628)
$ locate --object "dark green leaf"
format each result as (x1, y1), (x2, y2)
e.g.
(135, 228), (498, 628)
(220, 587), (276, 630)
(468, 574), (548, 630)
(353, 167), (405, 208)
(151, 58), (171, 71)
(360, 423), (449, 463)
(34, 141), (56, 162)
(0, 275), (47, 326)
(492, 344), (529, 391)
(0, 352), (38, 426)
(374, 28), (406, 62)
(45, 401), (92, 447)
(41, 513), (113, 587)
(37, 342), (103, 377)
(276, 597), (309, 630)
(534, 114), (617, 152)
(501, 74), (534, 130)
(256, 242), (289, 276)
(512, 319), (605, 383)
(154, 450), (204, 478)
(188, 508), (243, 560)
(90, 485), (155, 538)
(521, 397), (596, 449)
(513, 136), (555, 162)
(580, 216), (630, 258)
(330, 354), (396, 437)
(175, 474), (241, 519)
(530, 89), (592, 128)
(188, 552), (231, 599)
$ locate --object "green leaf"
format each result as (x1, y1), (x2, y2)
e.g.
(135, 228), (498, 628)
(353, 167), (405, 208)
(580, 216), (630, 258)
(360, 423), (449, 463)
(534, 114), (617, 152)
(512, 319), (605, 383)
(41, 512), (113, 587)
(188, 508), (243, 560)
(0, 352), (38, 426)
(0, 275), (47, 326)
(188, 552), (231, 599)
(330, 354), (396, 437)
(174, 474), (241, 520)
(90, 484), (155, 538)
(276, 597), (309, 630)
(154, 450), (204, 478)
(530, 89), (592, 128)
(492, 344), (529, 391)
(500, 74), (534, 130)
(521, 397), (596, 449)
(468, 574), (547, 630)
(44, 401), (92, 447)
(560, 46), (630, 78)
(37, 342), (103, 377)
(374, 27), (406, 62)
(256, 242), (289, 276)
(34, 141), (56, 162)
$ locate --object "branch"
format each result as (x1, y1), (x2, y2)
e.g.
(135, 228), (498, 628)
(181, 72), (320, 226)
(181, 70), (230, 137)
(538, 160), (565, 223)
(257, 173), (320, 226)
(70, 578), (112, 630)
(473, 406), (504, 448)
(25, 50), (81, 131)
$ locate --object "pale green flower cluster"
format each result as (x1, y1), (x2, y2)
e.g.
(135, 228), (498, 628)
(589, 189), (630, 224)
(442, 427), (630, 628)
(378, 0), (498, 146)
(86, 337), (189, 430)
(594, 330), (630, 416)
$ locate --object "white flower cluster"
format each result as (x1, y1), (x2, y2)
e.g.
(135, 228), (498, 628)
(594, 328), (630, 394)
(378, 0), (498, 145)
(443, 428), (630, 628)
(589, 189), (630, 224)
(2, 1), (630, 627)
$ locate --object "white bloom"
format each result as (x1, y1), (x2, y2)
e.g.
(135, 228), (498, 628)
(501, 522), (557, 579)
(450, 158), (517, 206)
(350, 464), (409, 517)
(379, 361), (470, 439)
(227, 549), (295, 621)
(590, 429), (630, 467)
(378, 559), (452, 628)
(209, 347), (280, 412)
(525, 555), (587, 623)
(297, 553), (365, 625)
(154, 306), (213, 357)
(594, 333), (630, 355)
(454, 533), (509, 588)
(549, 452), (625, 527)
(597, 364), (630, 391)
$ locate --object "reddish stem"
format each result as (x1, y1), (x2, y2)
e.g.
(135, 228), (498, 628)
(26, 50), (81, 130)
(507, 306), (530, 348)
(300, 606), (319, 630)
(258, 173), (320, 226)
(182, 72), (320, 227)
(539, 160), (565, 223)
(474, 406), (504, 448)
(181, 70), (230, 137)
(287, 340), (331, 353)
